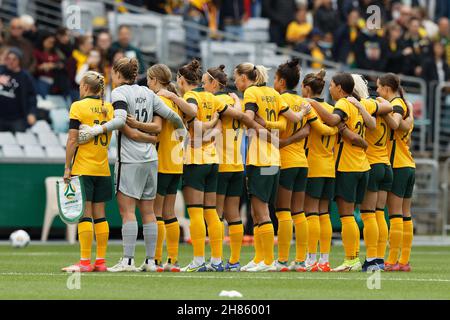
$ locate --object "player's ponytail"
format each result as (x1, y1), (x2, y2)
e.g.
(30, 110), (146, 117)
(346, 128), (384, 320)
(113, 57), (139, 85)
(235, 62), (269, 86)
(276, 58), (301, 90)
(147, 63), (180, 96)
(178, 59), (202, 86)
(379, 72), (406, 106)
(82, 71), (107, 116)
(351, 74), (369, 100)
(303, 69), (326, 95)
(206, 64), (228, 88)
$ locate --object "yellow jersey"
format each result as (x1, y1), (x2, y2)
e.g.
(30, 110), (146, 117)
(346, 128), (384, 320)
(69, 96), (113, 176)
(244, 85), (286, 167)
(184, 87), (227, 165)
(215, 92), (244, 173)
(157, 96), (184, 174)
(286, 21), (312, 43)
(362, 98), (390, 165)
(306, 99), (338, 178)
(387, 97), (415, 169)
(334, 97), (370, 172)
(278, 91), (314, 169)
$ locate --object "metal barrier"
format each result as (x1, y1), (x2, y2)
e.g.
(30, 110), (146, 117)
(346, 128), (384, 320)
(441, 157), (450, 236)
(433, 82), (450, 161)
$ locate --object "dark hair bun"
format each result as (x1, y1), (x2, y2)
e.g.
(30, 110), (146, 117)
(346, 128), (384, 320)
(287, 58), (300, 68)
(316, 69), (326, 80)
(189, 59), (201, 71)
(219, 64), (226, 71)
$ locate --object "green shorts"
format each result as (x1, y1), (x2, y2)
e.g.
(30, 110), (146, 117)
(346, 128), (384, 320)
(306, 177), (335, 200)
(246, 165), (280, 204)
(367, 163), (393, 192)
(279, 167), (308, 192)
(80, 175), (112, 203)
(391, 167), (415, 198)
(217, 171), (244, 197)
(182, 164), (218, 193)
(157, 173), (181, 196)
(335, 171), (369, 204)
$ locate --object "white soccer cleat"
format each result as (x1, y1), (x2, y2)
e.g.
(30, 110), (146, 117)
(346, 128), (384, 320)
(240, 260), (259, 272)
(107, 258), (138, 272)
(138, 259), (157, 272)
(247, 261), (277, 272)
(273, 260), (289, 272)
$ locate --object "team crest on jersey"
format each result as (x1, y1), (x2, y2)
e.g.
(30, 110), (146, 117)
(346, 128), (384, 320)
(64, 183), (76, 200)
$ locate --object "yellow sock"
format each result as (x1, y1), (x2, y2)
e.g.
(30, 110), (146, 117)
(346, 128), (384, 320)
(155, 217), (165, 264)
(376, 208), (388, 259)
(253, 225), (263, 263)
(228, 221), (244, 264)
(187, 206), (206, 258)
(340, 216), (358, 260)
(355, 220), (360, 258)
(165, 218), (180, 263)
(204, 207), (223, 260)
(276, 210), (293, 263)
(319, 213), (332, 254)
(361, 211), (379, 259)
(399, 217), (413, 265)
(292, 211), (308, 262)
(306, 213), (320, 255)
(259, 222), (275, 265)
(386, 215), (403, 264)
(78, 218), (93, 261)
(94, 218), (109, 260)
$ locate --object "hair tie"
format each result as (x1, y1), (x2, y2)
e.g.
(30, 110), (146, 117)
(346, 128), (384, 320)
(253, 65), (257, 71)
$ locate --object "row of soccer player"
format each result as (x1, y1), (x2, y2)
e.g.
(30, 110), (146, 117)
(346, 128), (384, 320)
(61, 56), (414, 273)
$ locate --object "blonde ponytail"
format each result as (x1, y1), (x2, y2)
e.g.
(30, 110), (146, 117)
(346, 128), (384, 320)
(81, 71), (107, 116)
(235, 62), (269, 86)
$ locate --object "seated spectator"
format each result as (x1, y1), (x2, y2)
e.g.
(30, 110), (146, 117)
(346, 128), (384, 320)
(55, 27), (73, 62)
(313, 0), (340, 35)
(434, 17), (450, 66)
(0, 48), (37, 133)
(72, 35), (93, 72)
(219, 0), (245, 39)
(413, 6), (438, 39)
(20, 15), (39, 46)
(332, 8), (361, 66)
(421, 41), (450, 83)
(111, 25), (145, 74)
(75, 49), (105, 84)
(294, 28), (332, 69)
(262, 0), (296, 47)
(5, 18), (35, 72)
(402, 17), (432, 76)
(33, 31), (64, 98)
(354, 25), (388, 72)
(385, 22), (408, 74)
(96, 31), (113, 86)
(286, 5), (312, 46)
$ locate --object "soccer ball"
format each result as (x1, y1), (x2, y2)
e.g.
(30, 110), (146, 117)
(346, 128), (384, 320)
(9, 230), (30, 248)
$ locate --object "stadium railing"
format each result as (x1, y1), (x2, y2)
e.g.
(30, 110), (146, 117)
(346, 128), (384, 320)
(433, 82), (450, 161)
(441, 157), (450, 237)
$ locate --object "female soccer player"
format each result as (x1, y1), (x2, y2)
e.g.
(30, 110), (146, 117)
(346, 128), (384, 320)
(301, 70), (338, 272)
(144, 64), (198, 272)
(62, 71), (114, 272)
(105, 57), (186, 272)
(350, 74), (394, 271)
(309, 72), (370, 272)
(377, 73), (415, 272)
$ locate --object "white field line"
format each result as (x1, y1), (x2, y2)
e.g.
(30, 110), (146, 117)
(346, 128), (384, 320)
(0, 272), (450, 283)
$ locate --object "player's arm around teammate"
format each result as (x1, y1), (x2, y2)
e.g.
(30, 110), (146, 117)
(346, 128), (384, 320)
(376, 73), (415, 272)
(62, 71), (114, 273)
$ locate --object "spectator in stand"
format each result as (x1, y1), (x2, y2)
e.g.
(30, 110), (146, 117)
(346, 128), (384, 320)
(385, 22), (407, 74)
(20, 15), (39, 46)
(313, 0), (340, 35)
(33, 31), (64, 98)
(402, 17), (432, 76)
(5, 18), (35, 72)
(413, 6), (439, 39)
(395, 4), (412, 33)
(353, 23), (388, 72)
(0, 46), (9, 65)
(286, 5), (312, 46)
(421, 41), (450, 83)
(110, 25), (145, 74)
(332, 8), (361, 66)
(294, 28), (333, 69)
(96, 31), (113, 86)
(262, 0), (296, 47)
(0, 48), (37, 132)
(219, 0), (245, 39)
(75, 49), (105, 84)
(435, 17), (450, 65)
(66, 35), (93, 102)
(55, 27), (73, 62)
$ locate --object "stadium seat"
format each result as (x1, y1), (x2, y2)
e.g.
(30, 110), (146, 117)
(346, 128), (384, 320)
(37, 132), (61, 147)
(49, 108), (69, 133)
(30, 120), (52, 134)
(0, 132), (17, 145)
(242, 18), (270, 42)
(41, 177), (77, 244)
(58, 133), (68, 148)
(24, 145), (46, 158)
(15, 132), (38, 146)
(1, 145), (24, 158)
(45, 146), (66, 159)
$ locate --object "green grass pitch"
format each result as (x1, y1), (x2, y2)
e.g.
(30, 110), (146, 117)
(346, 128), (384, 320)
(0, 243), (449, 300)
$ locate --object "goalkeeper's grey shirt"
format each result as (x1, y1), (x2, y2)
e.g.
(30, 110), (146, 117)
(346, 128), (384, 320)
(112, 84), (177, 163)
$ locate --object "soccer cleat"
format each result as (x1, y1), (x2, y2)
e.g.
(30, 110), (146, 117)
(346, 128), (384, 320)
(163, 259), (181, 272)
(240, 260), (260, 272)
(93, 260), (107, 272)
(61, 262), (94, 273)
(306, 261), (319, 272)
(107, 258), (138, 272)
(246, 261), (277, 272)
(274, 260), (289, 272)
(138, 259), (157, 272)
(398, 263), (411, 272)
(180, 261), (207, 272)
(288, 261), (307, 272)
(317, 262), (331, 272)
(332, 258), (362, 272)
(384, 262), (400, 271)
(206, 261), (225, 272)
(361, 259), (381, 272)
(225, 261), (241, 272)
(375, 259), (385, 271)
